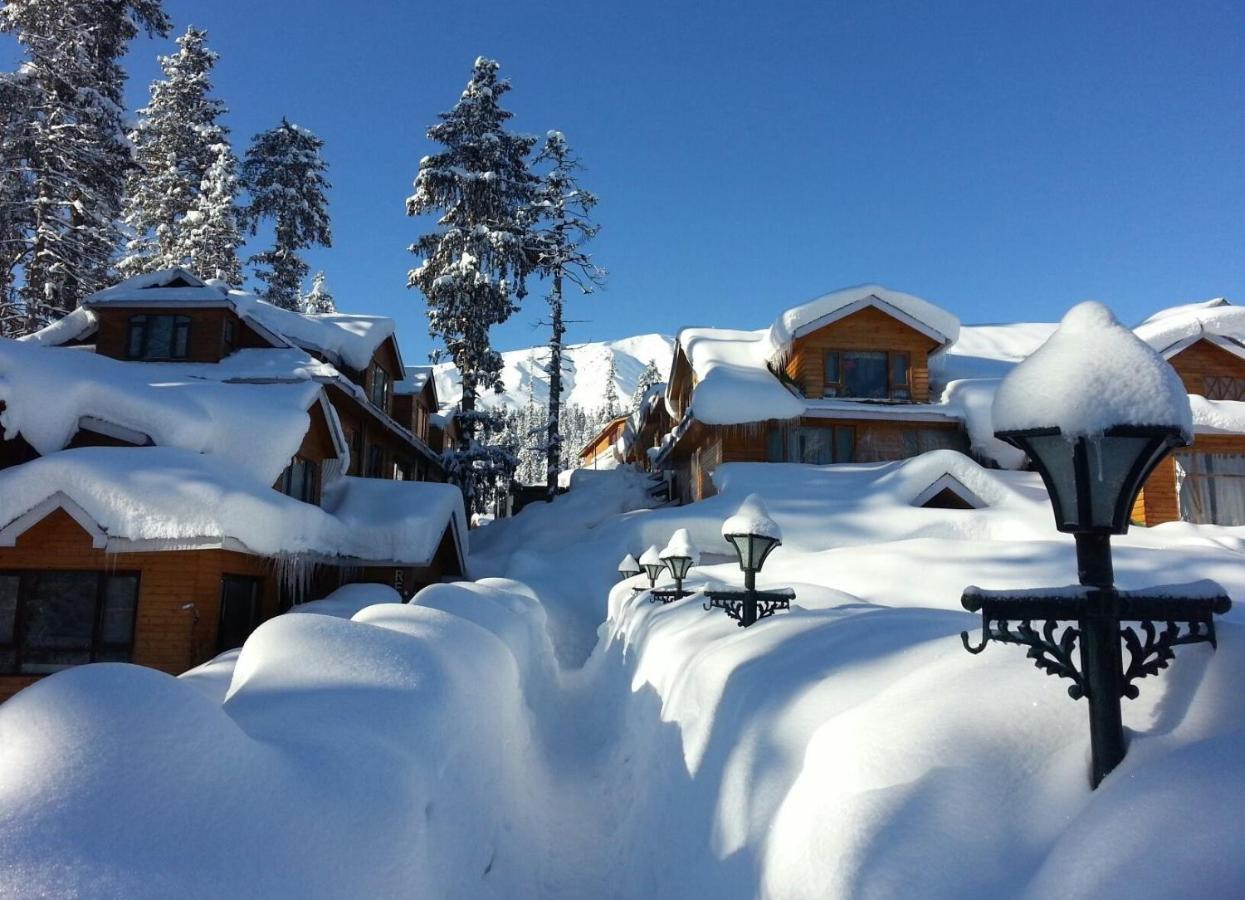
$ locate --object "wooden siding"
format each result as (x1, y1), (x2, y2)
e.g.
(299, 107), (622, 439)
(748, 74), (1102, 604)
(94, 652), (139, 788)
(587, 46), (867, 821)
(94, 307), (270, 363)
(0, 508), (278, 702)
(782, 306), (939, 402)
(1167, 339), (1245, 396)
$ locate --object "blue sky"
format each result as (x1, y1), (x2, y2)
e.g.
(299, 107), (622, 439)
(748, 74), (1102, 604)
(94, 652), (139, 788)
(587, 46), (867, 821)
(5, 0), (1244, 363)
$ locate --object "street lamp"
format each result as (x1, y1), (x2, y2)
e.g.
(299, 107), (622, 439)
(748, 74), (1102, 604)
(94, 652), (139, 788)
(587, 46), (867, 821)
(617, 553), (642, 582)
(652, 528), (699, 602)
(704, 494), (794, 626)
(638, 544), (666, 590)
(960, 301), (1231, 788)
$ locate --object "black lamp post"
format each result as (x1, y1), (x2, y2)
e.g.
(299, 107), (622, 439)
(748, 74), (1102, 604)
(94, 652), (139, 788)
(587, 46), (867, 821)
(617, 553), (642, 583)
(705, 494), (794, 626)
(652, 528), (699, 603)
(962, 423), (1231, 788)
(638, 544), (666, 591)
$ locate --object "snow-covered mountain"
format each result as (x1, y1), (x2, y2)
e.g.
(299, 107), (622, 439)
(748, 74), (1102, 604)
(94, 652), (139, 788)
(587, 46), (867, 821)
(431, 333), (674, 413)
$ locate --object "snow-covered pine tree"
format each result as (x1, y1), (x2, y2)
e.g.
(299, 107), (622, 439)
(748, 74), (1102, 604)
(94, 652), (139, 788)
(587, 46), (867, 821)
(241, 119), (332, 310)
(119, 25), (229, 279)
(407, 57), (537, 508)
(302, 271), (335, 315)
(1, 0), (171, 326)
(183, 140), (243, 284)
(529, 131), (603, 498)
(630, 358), (662, 412)
(602, 353), (620, 418)
(0, 71), (35, 335)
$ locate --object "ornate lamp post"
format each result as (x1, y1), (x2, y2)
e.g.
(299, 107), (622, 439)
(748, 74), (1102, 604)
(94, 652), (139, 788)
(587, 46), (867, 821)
(960, 301), (1231, 788)
(705, 494), (794, 626)
(638, 544), (666, 591)
(617, 553), (642, 583)
(651, 529), (699, 603)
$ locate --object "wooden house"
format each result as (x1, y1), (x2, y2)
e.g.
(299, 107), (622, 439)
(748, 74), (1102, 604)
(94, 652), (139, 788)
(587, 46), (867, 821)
(656, 286), (968, 502)
(0, 269), (466, 701)
(1130, 300), (1245, 526)
(578, 415), (630, 470)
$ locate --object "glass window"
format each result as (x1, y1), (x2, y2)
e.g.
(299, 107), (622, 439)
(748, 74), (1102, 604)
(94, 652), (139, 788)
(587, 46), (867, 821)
(766, 427), (786, 462)
(842, 352), (888, 399)
(99, 575), (138, 647)
(889, 353), (911, 400)
(1178, 453), (1245, 526)
(126, 314), (191, 360)
(833, 426), (855, 462)
(279, 457), (318, 503)
(823, 352), (841, 397)
(20, 572), (100, 673)
(369, 364), (390, 410)
(367, 445), (384, 478)
(0, 574), (17, 645)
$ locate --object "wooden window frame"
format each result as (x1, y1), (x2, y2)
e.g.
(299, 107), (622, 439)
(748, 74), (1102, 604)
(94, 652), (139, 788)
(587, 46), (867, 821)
(0, 569), (140, 675)
(126, 314), (192, 361)
(278, 455), (321, 504)
(368, 363), (391, 412)
(823, 350), (911, 400)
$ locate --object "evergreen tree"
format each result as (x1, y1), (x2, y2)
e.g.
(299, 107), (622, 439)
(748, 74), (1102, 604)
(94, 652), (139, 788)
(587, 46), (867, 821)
(529, 130), (603, 498)
(0, 72), (35, 335)
(1, 0), (171, 326)
(119, 25), (229, 278)
(630, 358), (662, 412)
(241, 119), (332, 310)
(602, 352), (620, 418)
(183, 140), (243, 284)
(407, 57), (537, 508)
(302, 270), (335, 314)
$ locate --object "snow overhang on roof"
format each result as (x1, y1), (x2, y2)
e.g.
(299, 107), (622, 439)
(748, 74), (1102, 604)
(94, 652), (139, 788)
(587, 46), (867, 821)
(395, 365), (434, 397)
(762, 284), (961, 365)
(0, 448), (467, 569)
(1134, 298), (1245, 361)
(79, 268), (399, 373)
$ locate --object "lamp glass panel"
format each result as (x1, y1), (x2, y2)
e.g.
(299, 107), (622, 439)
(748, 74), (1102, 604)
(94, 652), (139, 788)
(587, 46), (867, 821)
(1023, 433), (1081, 529)
(663, 555), (692, 580)
(1086, 435), (1155, 531)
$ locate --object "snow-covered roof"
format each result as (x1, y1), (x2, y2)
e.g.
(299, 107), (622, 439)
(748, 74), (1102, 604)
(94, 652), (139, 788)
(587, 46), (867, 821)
(1133, 298), (1245, 361)
(395, 365), (435, 397)
(77, 268), (398, 372)
(0, 338), (340, 485)
(993, 302), (1193, 439)
(673, 327), (805, 426)
(0, 447), (465, 568)
(761, 284), (961, 363)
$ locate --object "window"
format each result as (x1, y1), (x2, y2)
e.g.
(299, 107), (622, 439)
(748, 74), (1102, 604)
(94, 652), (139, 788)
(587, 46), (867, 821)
(126, 315), (191, 360)
(766, 425), (855, 464)
(823, 350), (911, 400)
(222, 318), (236, 354)
(369, 363), (391, 411)
(0, 570), (139, 674)
(218, 575), (261, 652)
(1177, 453), (1245, 526)
(1205, 376), (1245, 402)
(366, 444), (385, 478)
(278, 456), (320, 504)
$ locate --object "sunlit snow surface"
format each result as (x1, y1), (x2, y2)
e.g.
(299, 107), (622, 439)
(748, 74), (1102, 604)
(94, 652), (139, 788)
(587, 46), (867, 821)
(2, 459), (1244, 897)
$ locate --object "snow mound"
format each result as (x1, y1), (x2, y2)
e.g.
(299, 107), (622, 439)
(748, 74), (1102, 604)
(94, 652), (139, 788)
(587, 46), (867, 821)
(993, 301), (1193, 439)
(285, 583), (403, 619)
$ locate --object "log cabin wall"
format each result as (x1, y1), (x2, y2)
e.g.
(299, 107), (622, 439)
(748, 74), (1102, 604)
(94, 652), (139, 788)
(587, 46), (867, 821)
(93, 307), (270, 363)
(1167, 339), (1245, 398)
(781, 306), (939, 402)
(0, 508), (279, 702)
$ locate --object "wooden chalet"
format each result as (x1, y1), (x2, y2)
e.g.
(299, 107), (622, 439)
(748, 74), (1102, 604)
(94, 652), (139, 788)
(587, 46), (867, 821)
(657, 286), (967, 502)
(0, 269), (466, 701)
(578, 415), (630, 470)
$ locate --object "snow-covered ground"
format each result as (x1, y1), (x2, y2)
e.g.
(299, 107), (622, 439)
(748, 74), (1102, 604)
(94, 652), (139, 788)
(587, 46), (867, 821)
(2, 456), (1244, 897)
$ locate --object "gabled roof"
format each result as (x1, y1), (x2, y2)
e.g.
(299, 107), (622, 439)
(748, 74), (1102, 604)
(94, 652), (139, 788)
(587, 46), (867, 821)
(761, 284), (961, 363)
(72, 268), (400, 373)
(1134, 299), (1245, 364)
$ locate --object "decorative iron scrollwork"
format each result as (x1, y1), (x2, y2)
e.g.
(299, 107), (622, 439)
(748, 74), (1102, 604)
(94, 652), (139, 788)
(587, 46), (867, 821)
(962, 614), (1084, 698)
(1120, 618), (1217, 699)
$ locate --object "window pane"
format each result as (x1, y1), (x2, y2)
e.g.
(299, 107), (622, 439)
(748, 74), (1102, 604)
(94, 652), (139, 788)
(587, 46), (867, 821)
(219, 576), (260, 651)
(127, 317), (146, 357)
(843, 352), (888, 398)
(823, 352), (840, 397)
(21, 572), (98, 673)
(0, 574), (17, 644)
(172, 317), (190, 358)
(766, 427), (785, 462)
(833, 427), (855, 463)
(100, 575), (138, 647)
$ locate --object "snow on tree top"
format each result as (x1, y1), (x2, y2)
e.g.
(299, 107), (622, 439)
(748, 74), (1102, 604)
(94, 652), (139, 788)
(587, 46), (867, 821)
(992, 301), (1193, 439)
(661, 528), (700, 564)
(762, 284), (960, 363)
(722, 493), (782, 541)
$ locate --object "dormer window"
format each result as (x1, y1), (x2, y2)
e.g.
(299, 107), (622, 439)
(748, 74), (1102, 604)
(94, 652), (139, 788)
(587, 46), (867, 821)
(126, 314), (191, 361)
(368, 363), (391, 411)
(278, 456), (320, 504)
(823, 350), (910, 400)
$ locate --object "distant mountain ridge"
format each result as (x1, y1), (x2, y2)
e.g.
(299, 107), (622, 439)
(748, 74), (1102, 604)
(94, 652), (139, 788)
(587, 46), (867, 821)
(431, 333), (675, 414)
